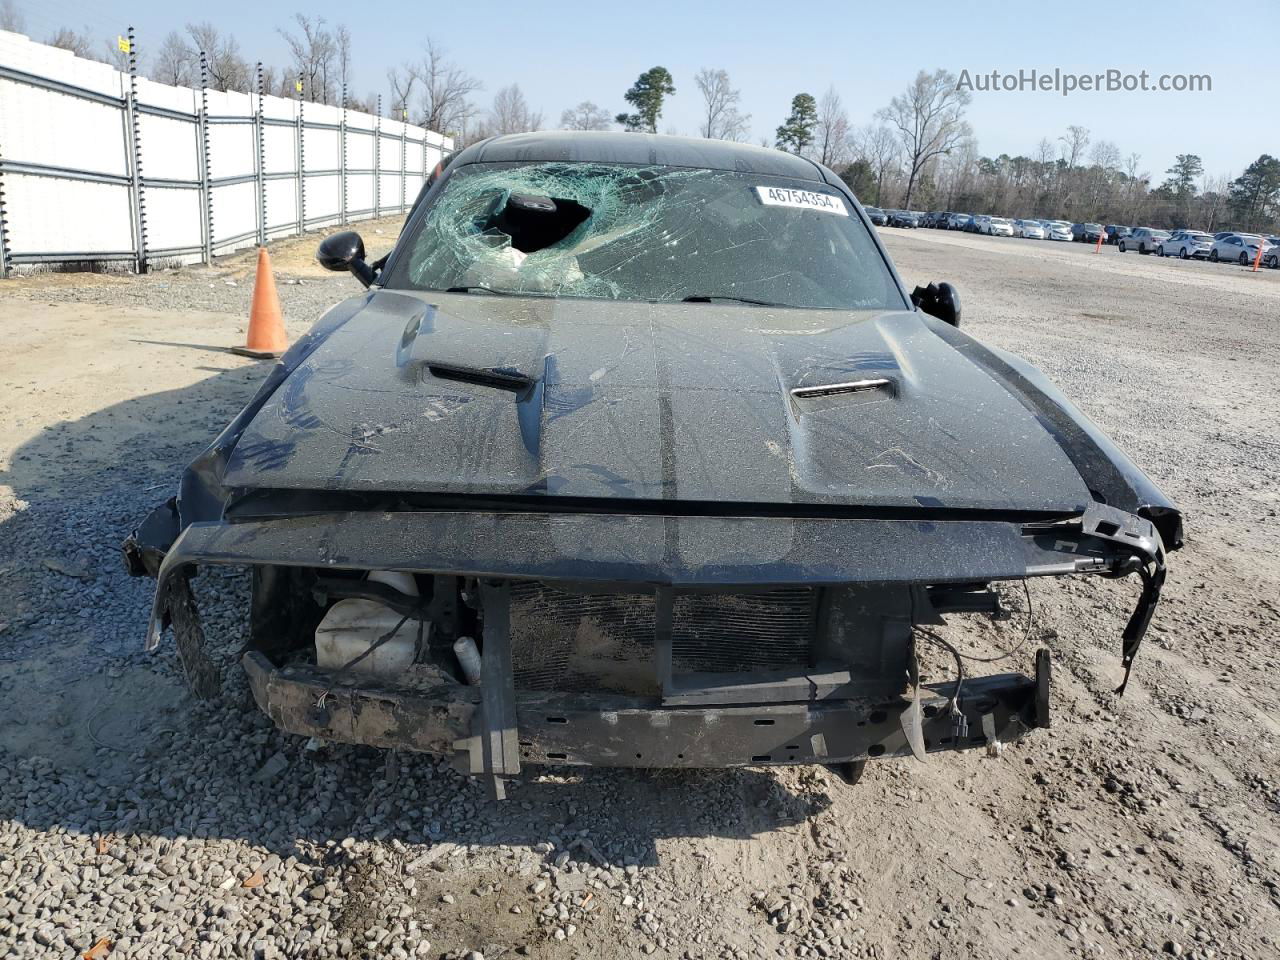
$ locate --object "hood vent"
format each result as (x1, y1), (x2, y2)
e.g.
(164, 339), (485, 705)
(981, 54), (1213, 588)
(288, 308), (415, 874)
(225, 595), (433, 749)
(790, 377), (894, 400)
(426, 362), (535, 394)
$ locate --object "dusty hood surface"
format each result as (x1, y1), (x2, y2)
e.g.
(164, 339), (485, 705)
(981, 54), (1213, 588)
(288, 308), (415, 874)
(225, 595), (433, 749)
(223, 290), (1092, 512)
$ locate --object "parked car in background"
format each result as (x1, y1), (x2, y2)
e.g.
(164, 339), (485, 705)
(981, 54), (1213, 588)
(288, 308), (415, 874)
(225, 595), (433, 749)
(864, 206), (888, 226)
(1209, 234), (1274, 265)
(1014, 219), (1046, 239)
(1071, 223), (1105, 243)
(1213, 232), (1234, 241)
(1157, 231), (1213, 259)
(1043, 220), (1073, 241)
(965, 215), (989, 233)
(888, 210), (919, 228)
(1266, 240), (1280, 268)
(948, 212), (972, 230)
(1119, 228), (1169, 254)
(1105, 225), (1131, 245)
(983, 216), (1015, 237)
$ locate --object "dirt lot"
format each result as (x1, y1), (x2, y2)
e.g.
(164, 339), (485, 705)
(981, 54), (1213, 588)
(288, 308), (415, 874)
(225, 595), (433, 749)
(0, 223), (1277, 960)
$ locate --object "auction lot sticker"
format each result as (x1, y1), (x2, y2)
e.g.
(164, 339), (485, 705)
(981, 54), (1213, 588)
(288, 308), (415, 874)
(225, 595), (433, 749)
(755, 186), (848, 216)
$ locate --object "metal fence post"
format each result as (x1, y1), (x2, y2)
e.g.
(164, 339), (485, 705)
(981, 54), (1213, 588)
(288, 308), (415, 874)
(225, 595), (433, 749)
(295, 77), (304, 236)
(374, 95), (381, 219)
(124, 26), (148, 273)
(339, 85), (348, 225)
(399, 102), (407, 213)
(427, 126), (437, 188)
(197, 53), (213, 265)
(255, 63), (266, 245)
(0, 139), (10, 278)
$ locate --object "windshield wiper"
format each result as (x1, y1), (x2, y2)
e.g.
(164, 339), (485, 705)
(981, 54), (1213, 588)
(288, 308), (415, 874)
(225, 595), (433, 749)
(682, 294), (787, 307)
(443, 286), (556, 298)
(445, 286), (520, 296)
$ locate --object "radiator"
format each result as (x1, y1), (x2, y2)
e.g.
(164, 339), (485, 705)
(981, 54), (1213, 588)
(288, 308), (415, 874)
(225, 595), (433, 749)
(507, 582), (817, 694)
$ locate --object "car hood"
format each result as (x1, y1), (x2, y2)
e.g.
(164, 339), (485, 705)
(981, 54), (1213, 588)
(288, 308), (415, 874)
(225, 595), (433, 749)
(222, 290), (1093, 513)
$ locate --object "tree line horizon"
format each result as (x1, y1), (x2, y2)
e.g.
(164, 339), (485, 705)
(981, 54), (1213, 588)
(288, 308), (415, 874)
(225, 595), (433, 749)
(9, 5), (1276, 235)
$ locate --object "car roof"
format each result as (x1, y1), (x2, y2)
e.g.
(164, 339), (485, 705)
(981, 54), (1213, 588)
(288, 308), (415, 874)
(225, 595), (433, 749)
(451, 131), (825, 182)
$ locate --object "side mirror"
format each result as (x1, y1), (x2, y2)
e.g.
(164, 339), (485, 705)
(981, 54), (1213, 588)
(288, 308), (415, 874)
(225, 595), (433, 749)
(317, 231), (375, 287)
(910, 281), (961, 328)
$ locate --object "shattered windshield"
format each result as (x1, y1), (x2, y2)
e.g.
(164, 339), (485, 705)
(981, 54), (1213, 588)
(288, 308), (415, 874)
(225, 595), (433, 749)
(383, 161), (904, 310)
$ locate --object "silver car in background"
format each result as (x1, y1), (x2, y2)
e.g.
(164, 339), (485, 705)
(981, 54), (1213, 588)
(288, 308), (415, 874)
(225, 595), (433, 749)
(1043, 220), (1073, 241)
(1015, 219), (1046, 239)
(1158, 231), (1212, 259)
(1119, 228), (1170, 254)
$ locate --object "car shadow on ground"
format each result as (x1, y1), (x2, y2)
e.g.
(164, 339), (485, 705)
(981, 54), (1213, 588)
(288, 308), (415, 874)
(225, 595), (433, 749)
(0, 363), (834, 870)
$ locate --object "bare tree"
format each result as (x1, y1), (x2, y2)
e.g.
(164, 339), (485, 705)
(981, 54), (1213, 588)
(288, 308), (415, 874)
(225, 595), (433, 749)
(814, 86), (851, 167)
(1085, 139), (1121, 215)
(853, 123), (901, 206)
(486, 84), (542, 136)
(347, 91), (378, 114)
(387, 65), (416, 117)
(560, 101), (612, 131)
(150, 31), (195, 87)
(1199, 172), (1230, 231)
(1059, 125), (1090, 169)
(943, 137), (981, 208)
(279, 14), (336, 104)
(0, 0), (23, 32)
(877, 69), (971, 208)
(415, 38), (482, 138)
(694, 68), (750, 142)
(1034, 138), (1056, 166)
(186, 22), (251, 92)
(335, 25), (352, 98)
(47, 27), (96, 59)
(259, 66), (297, 99)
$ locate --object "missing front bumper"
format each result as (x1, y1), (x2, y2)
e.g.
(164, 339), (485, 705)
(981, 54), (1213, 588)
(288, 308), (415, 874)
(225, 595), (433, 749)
(242, 650), (1048, 773)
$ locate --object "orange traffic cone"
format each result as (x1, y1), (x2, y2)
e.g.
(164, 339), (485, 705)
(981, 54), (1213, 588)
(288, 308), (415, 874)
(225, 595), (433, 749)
(233, 247), (288, 359)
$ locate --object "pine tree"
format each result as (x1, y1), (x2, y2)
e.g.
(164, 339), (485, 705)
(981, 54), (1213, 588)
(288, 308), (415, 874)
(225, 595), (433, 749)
(775, 94), (818, 154)
(615, 67), (675, 133)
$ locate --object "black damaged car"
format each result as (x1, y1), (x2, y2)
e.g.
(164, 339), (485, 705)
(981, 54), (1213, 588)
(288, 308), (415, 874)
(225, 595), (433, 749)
(125, 132), (1181, 798)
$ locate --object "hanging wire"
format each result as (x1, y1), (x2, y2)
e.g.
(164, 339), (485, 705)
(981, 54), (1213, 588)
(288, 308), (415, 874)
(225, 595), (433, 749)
(949, 579), (1037, 665)
(912, 579), (1039, 733)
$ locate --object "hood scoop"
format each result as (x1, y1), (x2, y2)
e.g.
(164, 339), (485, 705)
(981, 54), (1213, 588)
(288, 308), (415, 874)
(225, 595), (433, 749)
(395, 301), (548, 394)
(790, 377), (895, 401)
(427, 362), (535, 394)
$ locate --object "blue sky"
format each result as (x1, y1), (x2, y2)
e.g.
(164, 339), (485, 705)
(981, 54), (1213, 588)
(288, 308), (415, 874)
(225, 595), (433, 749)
(10, 0), (1271, 179)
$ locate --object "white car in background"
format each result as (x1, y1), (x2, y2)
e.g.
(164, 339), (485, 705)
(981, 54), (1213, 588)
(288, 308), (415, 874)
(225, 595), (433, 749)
(983, 216), (1015, 237)
(1157, 231), (1213, 259)
(1043, 220), (1073, 241)
(1209, 233), (1274, 265)
(1014, 219), (1046, 239)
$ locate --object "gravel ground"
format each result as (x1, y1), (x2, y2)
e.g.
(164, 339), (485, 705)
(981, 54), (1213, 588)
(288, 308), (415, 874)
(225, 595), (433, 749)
(0, 223), (1277, 960)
